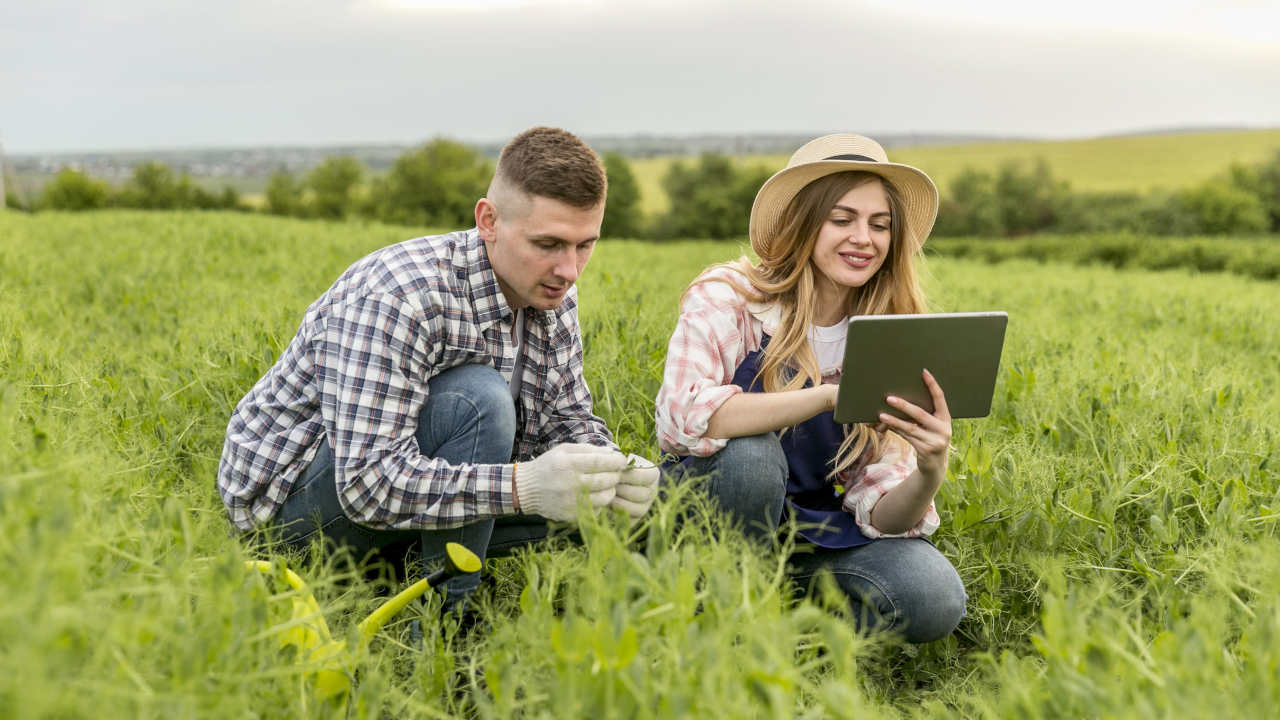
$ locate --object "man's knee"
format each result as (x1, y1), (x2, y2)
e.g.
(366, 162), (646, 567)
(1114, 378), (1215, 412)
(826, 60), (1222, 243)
(419, 364), (516, 464)
(427, 365), (516, 434)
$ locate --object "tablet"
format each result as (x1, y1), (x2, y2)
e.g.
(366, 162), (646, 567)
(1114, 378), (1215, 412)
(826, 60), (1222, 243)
(833, 312), (1008, 425)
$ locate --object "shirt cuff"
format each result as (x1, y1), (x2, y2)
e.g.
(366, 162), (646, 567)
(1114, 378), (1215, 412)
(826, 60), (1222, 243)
(843, 465), (941, 539)
(657, 384), (743, 457)
(486, 462), (519, 516)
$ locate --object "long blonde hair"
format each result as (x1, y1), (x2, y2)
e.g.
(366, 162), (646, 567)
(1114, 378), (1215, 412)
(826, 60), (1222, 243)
(689, 171), (928, 477)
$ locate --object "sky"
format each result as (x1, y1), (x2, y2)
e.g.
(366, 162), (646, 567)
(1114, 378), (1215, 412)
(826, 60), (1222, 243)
(3, 0), (1278, 153)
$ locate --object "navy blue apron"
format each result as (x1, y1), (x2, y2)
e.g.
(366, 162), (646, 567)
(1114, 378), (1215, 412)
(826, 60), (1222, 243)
(671, 334), (872, 549)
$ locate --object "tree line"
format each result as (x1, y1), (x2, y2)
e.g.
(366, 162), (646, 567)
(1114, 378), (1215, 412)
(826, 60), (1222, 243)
(18, 140), (1280, 239)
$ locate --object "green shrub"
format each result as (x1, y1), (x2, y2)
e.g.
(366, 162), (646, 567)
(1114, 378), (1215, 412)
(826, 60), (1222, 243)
(264, 170), (302, 217)
(366, 139), (490, 228)
(935, 168), (1003, 236)
(115, 162), (190, 209)
(1176, 182), (1268, 234)
(602, 152), (642, 238)
(39, 168), (110, 211)
(651, 153), (770, 240)
(1226, 153), (1280, 231)
(305, 156), (364, 220)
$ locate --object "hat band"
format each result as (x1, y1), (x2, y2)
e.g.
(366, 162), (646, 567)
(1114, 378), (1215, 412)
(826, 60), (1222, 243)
(825, 154), (875, 162)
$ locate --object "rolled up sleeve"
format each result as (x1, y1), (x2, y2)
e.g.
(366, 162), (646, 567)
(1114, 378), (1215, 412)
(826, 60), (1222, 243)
(655, 275), (757, 457)
(841, 440), (940, 538)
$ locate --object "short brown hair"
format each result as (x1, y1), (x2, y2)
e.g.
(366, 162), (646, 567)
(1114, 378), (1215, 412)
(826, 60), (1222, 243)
(491, 127), (607, 210)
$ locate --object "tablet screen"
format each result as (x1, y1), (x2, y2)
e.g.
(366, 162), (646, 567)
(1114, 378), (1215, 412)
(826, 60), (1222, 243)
(833, 312), (1008, 425)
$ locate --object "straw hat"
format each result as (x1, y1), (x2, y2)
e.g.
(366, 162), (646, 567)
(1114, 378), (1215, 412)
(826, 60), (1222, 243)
(748, 134), (939, 254)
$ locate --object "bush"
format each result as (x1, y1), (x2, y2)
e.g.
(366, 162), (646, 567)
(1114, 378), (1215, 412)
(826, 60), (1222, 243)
(367, 139), (489, 228)
(935, 167), (1003, 236)
(116, 162), (190, 209)
(994, 159), (1070, 235)
(305, 156), (363, 220)
(1175, 182), (1268, 235)
(934, 160), (1069, 237)
(264, 171), (302, 217)
(5, 190), (31, 211)
(652, 153), (770, 240)
(1226, 154), (1280, 232)
(602, 153), (642, 238)
(39, 169), (110, 211)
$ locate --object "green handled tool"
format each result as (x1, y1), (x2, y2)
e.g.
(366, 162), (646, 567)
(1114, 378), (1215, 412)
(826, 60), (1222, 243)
(248, 541), (483, 701)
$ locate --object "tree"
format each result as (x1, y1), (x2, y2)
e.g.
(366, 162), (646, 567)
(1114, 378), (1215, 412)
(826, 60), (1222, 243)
(652, 153), (770, 240)
(601, 152), (642, 237)
(1176, 181), (1268, 235)
(117, 162), (186, 209)
(40, 168), (109, 210)
(368, 139), (490, 228)
(265, 171), (302, 216)
(1227, 153), (1280, 232)
(217, 185), (243, 211)
(993, 159), (1070, 235)
(306, 156), (363, 220)
(935, 168), (1002, 236)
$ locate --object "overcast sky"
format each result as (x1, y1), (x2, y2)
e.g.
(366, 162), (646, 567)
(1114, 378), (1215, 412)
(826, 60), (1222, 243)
(3, 0), (1278, 153)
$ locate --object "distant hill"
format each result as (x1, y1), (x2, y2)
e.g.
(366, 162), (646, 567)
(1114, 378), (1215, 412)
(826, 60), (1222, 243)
(8, 126), (1278, 212)
(628, 128), (1280, 216)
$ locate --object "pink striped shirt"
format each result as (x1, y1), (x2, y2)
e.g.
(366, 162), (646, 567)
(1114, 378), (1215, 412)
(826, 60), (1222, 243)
(655, 267), (939, 539)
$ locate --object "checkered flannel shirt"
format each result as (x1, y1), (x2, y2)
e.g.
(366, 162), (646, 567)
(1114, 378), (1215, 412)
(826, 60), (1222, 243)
(217, 228), (615, 532)
(654, 266), (938, 538)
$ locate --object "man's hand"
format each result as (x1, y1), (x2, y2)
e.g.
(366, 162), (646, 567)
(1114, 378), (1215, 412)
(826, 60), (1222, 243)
(514, 444), (630, 522)
(610, 454), (660, 519)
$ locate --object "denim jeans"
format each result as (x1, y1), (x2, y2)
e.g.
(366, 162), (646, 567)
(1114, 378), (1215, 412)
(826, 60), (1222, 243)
(679, 433), (968, 644)
(274, 363), (554, 609)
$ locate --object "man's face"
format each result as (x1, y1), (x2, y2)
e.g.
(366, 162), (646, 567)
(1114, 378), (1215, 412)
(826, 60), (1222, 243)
(479, 194), (604, 312)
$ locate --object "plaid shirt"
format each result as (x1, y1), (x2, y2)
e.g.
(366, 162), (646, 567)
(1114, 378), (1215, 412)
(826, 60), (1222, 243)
(218, 229), (615, 532)
(655, 267), (938, 539)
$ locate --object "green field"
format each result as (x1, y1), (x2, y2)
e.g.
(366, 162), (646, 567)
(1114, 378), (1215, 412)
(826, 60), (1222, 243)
(631, 128), (1280, 217)
(3, 210), (1279, 717)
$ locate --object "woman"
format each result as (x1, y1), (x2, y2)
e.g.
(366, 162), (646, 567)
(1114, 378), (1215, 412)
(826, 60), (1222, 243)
(655, 134), (966, 643)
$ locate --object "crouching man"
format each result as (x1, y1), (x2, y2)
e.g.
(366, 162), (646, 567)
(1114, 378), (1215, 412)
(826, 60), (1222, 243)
(217, 127), (659, 608)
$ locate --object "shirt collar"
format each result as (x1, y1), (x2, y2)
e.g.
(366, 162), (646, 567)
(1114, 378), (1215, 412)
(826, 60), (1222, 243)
(460, 228), (558, 332)
(748, 299), (782, 335)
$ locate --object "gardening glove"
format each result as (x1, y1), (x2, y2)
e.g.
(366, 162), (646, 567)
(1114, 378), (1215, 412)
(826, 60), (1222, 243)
(609, 454), (660, 519)
(514, 443), (629, 522)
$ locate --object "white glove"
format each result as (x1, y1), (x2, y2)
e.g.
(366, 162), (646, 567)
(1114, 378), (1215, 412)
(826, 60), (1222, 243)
(609, 454), (660, 519)
(514, 443), (630, 522)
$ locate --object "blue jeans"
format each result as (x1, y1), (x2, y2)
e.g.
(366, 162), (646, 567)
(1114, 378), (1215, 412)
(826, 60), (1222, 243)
(274, 364), (552, 609)
(679, 433), (968, 644)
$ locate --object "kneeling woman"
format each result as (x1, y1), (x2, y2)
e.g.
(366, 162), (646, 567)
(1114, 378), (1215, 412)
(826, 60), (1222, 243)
(655, 134), (966, 643)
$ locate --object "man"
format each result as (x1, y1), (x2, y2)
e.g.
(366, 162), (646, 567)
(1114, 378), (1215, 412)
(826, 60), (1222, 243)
(217, 127), (659, 607)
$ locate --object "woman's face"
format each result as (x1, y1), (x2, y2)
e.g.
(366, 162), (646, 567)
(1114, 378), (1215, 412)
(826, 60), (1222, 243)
(811, 179), (892, 292)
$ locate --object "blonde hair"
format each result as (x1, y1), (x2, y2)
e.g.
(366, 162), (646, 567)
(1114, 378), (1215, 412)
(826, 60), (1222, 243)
(689, 171), (928, 477)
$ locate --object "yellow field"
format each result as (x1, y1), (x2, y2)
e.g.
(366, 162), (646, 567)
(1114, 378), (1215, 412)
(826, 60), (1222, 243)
(631, 128), (1280, 217)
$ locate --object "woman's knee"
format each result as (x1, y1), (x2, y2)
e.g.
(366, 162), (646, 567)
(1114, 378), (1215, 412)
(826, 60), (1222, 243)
(884, 541), (967, 644)
(817, 539), (967, 644)
(714, 433), (788, 485)
(687, 434), (789, 540)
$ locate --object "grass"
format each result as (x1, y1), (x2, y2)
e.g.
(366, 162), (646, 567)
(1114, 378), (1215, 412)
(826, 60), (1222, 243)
(2, 210), (1278, 717)
(630, 128), (1280, 217)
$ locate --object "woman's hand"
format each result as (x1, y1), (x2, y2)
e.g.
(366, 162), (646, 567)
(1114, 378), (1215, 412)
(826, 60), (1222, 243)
(876, 368), (952, 483)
